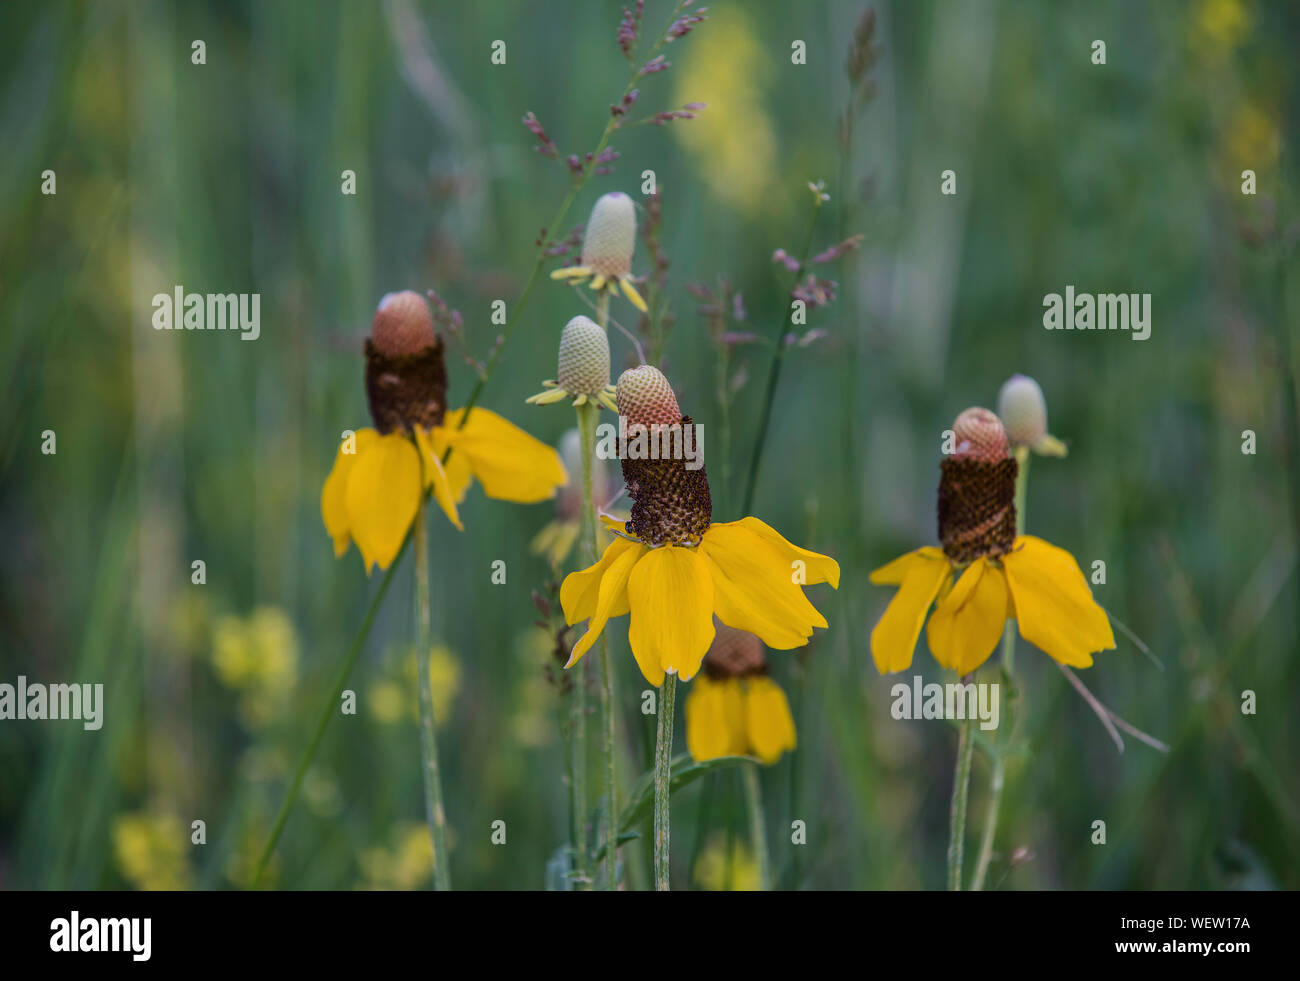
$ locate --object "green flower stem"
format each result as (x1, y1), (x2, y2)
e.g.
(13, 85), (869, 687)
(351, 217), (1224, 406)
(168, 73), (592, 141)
(740, 761), (771, 890)
(570, 618), (589, 885)
(947, 701), (975, 891)
(740, 198), (822, 515)
(413, 497), (452, 890)
(969, 751), (1004, 892)
(588, 293), (621, 891)
(970, 445), (1030, 890)
(653, 674), (678, 891)
(250, 540), (403, 888)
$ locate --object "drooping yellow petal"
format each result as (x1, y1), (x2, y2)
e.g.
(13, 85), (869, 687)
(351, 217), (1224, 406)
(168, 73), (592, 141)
(526, 387), (572, 405)
(438, 408), (567, 503)
(590, 274), (608, 291)
(744, 676), (797, 764)
(412, 427), (463, 531)
(566, 541), (644, 669)
(870, 556), (951, 673)
(869, 546), (947, 586)
(1002, 536), (1115, 667)
(925, 559), (1008, 675)
(550, 266), (593, 281)
(699, 522), (829, 650)
(627, 545), (715, 684)
(619, 277), (649, 313)
(321, 428), (380, 557)
(723, 517), (841, 588)
(560, 534), (643, 625)
(343, 433), (422, 574)
(686, 676), (746, 761)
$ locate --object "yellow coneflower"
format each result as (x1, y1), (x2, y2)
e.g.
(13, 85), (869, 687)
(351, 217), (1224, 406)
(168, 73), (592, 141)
(560, 365), (839, 685)
(870, 407), (1114, 676)
(549, 192), (649, 313)
(321, 290), (566, 572)
(686, 624), (796, 764)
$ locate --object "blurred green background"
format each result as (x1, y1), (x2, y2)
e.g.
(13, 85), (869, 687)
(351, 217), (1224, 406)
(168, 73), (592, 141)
(1, 0), (1296, 890)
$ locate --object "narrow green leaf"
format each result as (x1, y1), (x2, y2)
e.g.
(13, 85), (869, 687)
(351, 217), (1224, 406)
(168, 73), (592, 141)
(618, 754), (758, 832)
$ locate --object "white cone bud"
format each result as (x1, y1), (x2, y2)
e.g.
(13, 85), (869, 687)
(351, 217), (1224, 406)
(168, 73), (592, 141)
(581, 191), (637, 278)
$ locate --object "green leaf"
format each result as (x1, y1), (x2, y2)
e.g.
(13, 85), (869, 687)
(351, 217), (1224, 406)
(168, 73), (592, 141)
(618, 754), (757, 832)
(591, 830), (640, 863)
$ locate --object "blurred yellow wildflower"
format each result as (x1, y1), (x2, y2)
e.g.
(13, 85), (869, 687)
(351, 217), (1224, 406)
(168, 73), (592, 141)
(112, 812), (193, 891)
(671, 7), (775, 214)
(368, 645), (461, 727)
(686, 625), (797, 764)
(358, 822), (437, 890)
(211, 606), (299, 728)
(695, 834), (761, 891)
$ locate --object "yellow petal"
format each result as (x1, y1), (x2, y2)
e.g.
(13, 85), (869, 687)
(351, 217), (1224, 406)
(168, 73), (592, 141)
(869, 546), (947, 585)
(744, 676), (797, 764)
(321, 428), (380, 557)
(438, 408), (567, 503)
(699, 522), (830, 650)
(925, 559), (1008, 675)
(620, 278), (649, 313)
(725, 517), (840, 588)
(870, 557), (951, 673)
(413, 427), (463, 531)
(686, 677), (745, 761)
(526, 387), (572, 405)
(343, 433), (422, 573)
(560, 535), (643, 625)
(627, 545), (715, 684)
(550, 266), (592, 281)
(1003, 536), (1115, 667)
(566, 541), (644, 669)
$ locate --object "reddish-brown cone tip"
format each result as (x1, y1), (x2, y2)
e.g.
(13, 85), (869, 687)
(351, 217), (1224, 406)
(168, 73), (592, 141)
(951, 407), (1009, 461)
(372, 290), (437, 358)
(616, 365), (682, 427)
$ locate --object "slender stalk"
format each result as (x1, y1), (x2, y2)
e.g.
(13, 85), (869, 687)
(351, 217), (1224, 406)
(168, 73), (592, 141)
(250, 547), (403, 887)
(740, 761), (771, 890)
(714, 344), (733, 514)
(740, 201), (822, 515)
(971, 446), (1028, 890)
(413, 497), (452, 890)
(653, 674), (677, 890)
(969, 752), (1003, 892)
(591, 291), (621, 890)
(947, 706), (975, 891)
(576, 396), (618, 890)
(571, 639), (589, 887)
